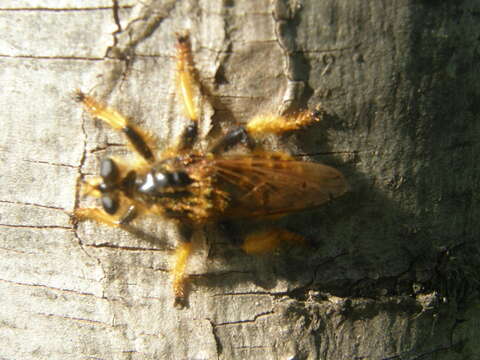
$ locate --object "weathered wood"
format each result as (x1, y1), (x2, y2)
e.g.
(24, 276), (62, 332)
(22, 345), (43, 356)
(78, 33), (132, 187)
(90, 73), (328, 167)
(1, 0), (479, 359)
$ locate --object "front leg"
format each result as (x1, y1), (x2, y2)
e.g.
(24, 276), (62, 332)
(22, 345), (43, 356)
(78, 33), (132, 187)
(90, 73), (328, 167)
(74, 207), (122, 228)
(74, 180), (139, 228)
(74, 90), (156, 163)
(74, 204), (138, 228)
(175, 33), (200, 151)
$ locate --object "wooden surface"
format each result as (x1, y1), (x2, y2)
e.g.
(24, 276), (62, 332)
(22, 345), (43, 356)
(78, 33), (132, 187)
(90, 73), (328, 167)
(1, 0), (480, 359)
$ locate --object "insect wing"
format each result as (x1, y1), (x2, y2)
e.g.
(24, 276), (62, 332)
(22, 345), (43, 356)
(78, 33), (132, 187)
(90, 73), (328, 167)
(212, 155), (347, 218)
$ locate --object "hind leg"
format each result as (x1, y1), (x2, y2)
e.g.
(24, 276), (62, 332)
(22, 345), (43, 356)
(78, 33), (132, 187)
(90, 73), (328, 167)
(171, 224), (194, 308)
(246, 109), (323, 135)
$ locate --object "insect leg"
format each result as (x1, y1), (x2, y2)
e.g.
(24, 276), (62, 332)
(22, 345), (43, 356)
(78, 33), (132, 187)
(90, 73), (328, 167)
(241, 228), (308, 254)
(117, 205), (138, 225)
(172, 224), (194, 307)
(176, 121), (198, 151)
(175, 33), (200, 151)
(245, 109), (324, 135)
(74, 90), (156, 162)
(74, 207), (122, 228)
(74, 177), (139, 229)
(74, 204), (138, 227)
(209, 108), (324, 154)
(209, 125), (255, 154)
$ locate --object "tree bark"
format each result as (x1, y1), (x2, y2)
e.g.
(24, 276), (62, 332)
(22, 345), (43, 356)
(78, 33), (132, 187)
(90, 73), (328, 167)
(1, 0), (479, 359)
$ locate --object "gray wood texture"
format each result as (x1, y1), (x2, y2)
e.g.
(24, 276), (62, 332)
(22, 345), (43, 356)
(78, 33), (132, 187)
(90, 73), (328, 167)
(1, 0), (479, 359)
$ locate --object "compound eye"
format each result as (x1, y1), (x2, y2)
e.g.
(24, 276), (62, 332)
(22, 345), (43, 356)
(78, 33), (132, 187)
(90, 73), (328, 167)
(101, 194), (119, 215)
(100, 158), (119, 184)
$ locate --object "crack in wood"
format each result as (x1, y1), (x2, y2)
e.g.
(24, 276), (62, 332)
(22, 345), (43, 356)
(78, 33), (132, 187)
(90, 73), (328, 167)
(0, 247), (28, 255)
(206, 318), (223, 357)
(0, 223), (72, 230)
(0, 54), (105, 61)
(271, 0), (312, 112)
(106, 0), (177, 61)
(212, 291), (275, 297)
(22, 158), (78, 169)
(85, 242), (167, 252)
(380, 342), (460, 360)
(0, 6), (132, 12)
(0, 199), (67, 212)
(214, 310), (275, 326)
(0, 278), (104, 298)
(189, 270), (253, 279)
(112, 0), (122, 34)
(70, 109), (109, 285)
(36, 312), (113, 327)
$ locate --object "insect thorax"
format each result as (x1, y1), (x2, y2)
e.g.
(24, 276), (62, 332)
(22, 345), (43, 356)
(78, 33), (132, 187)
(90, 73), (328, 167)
(133, 157), (229, 225)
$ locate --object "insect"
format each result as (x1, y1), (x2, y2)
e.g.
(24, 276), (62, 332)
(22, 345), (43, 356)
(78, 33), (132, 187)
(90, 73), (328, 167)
(74, 33), (347, 307)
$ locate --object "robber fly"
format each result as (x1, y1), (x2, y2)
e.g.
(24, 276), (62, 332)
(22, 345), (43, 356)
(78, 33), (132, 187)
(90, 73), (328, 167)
(74, 33), (348, 307)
